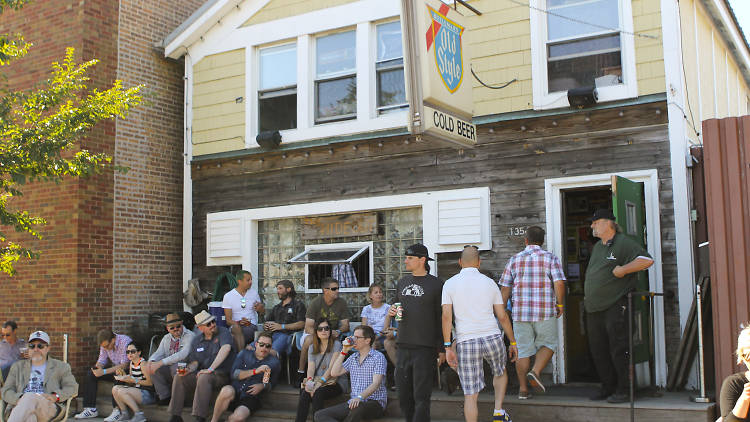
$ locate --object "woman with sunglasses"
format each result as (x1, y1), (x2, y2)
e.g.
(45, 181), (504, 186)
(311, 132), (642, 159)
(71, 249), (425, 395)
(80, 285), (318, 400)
(108, 342), (156, 422)
(720, 324), (750, 421)
(295, 318), (344, 422)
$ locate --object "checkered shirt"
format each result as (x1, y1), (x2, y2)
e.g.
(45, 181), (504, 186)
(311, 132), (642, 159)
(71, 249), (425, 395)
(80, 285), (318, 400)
(342, 348), (387, 409)
(332, 264), (358, 288)
(97, 333), (132, 366)
(499, 245), (566, 322)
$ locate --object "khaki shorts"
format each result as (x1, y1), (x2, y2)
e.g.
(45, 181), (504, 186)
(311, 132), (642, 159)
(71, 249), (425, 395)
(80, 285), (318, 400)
(513, 318), (558, 359)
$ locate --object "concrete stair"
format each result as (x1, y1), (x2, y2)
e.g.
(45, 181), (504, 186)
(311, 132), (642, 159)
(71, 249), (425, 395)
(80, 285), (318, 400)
(75, 381), (716, 422)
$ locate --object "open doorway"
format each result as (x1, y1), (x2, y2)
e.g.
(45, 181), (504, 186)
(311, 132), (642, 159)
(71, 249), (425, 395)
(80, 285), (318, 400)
(560, 186), (611, 383)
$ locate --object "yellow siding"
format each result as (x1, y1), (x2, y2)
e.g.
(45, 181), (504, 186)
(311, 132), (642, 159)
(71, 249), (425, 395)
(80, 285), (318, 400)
(242, 0), (357, 26)
(714, 37), (728, 118)
(192, 49), (246, 156)
(633, 0), (665, 97)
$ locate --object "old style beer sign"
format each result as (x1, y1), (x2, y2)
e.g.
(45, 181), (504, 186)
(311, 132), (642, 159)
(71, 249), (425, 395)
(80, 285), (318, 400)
(401, 0), (476, 148)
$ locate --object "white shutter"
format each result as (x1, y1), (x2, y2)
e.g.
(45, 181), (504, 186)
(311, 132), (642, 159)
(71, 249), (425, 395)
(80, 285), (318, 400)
(207, 216), (242, 259)
(438, 197), (482, 245)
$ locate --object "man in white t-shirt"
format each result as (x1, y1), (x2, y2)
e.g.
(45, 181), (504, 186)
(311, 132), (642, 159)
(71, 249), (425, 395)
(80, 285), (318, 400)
(441, 246), (517, 422)
(223, 270), (265, 352)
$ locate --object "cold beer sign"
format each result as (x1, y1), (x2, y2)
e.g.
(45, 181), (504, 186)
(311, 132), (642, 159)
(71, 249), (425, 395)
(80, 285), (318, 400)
(401, 0), (477, 148)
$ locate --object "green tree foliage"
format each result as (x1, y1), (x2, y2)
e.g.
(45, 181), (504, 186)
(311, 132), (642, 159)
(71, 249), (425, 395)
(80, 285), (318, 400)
(0, 0), (142, 275)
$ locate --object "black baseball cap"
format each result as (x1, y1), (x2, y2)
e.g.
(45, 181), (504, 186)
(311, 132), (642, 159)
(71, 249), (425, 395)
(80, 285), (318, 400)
(405, 243), (434, 261)
(591, 208), (616, 221)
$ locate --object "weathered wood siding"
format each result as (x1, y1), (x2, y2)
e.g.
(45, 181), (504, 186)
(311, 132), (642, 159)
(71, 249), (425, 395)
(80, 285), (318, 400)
(191, 102), (683, 370)
(241, 0), (357, 26)
(192, 48), (246, 156)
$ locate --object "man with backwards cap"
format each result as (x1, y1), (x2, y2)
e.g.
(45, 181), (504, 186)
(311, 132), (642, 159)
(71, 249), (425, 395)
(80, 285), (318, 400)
(146, 313), (196, 405)
(387, 243), (445, 422)
(1, 330), (78, 422)
(585, 209), (653, 403)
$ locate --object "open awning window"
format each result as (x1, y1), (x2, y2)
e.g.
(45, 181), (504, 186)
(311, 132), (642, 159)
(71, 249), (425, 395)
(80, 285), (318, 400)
(288, 245), (369, 265)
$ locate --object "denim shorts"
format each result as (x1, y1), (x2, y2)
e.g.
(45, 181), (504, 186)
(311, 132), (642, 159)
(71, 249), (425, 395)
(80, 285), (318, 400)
(140, 389), (156, 405)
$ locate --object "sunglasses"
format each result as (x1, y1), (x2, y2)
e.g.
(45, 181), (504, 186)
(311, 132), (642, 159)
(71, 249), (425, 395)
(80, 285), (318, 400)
(316, 326), (331, 332)
(167, 324), (183, 331)
(257, 342), (272, 349)
(204, 320), (216, 327)
(126, 349), (138, 354)
(1, 334), (12, 337)
(28, 343), (47, 350)
(463, 245), (478, 249)
(241, 298), (247, 308)
(324, 287), (339, 291)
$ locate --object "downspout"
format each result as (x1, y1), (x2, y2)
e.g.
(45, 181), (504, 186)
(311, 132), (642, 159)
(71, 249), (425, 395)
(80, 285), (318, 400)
(183, 50), (194, 311)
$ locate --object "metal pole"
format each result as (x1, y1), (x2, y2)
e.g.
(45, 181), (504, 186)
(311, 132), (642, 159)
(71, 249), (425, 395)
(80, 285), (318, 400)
(628, 292), (635, 422)
(648, 293), (656, 393)
(692, 284), (711, 403)
(63, 333), (68, 363)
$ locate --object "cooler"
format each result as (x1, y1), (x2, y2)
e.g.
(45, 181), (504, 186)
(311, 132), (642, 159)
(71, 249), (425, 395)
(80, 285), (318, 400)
(208, 301), (227, 328)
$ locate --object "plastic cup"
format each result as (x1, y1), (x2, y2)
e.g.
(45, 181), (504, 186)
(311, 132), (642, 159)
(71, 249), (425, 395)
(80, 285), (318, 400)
(177, 362), (187, 375)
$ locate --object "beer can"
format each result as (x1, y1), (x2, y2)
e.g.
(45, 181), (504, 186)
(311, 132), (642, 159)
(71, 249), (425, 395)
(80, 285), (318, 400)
(394, 302), (404, 322)
(262, 369), (270, 384)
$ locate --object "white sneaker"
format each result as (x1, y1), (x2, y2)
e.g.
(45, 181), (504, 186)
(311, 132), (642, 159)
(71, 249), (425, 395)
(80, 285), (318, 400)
(104, 408), (129, 422)
(74, 408), (99, 419)
(128, 411), (148, 422)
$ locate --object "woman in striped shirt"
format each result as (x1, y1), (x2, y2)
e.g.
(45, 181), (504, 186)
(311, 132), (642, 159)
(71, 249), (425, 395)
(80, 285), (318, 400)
(108, 342), (156, 422)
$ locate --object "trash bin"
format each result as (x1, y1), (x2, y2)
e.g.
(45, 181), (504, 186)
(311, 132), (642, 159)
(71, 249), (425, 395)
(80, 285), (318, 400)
(208, 301), (227, 328)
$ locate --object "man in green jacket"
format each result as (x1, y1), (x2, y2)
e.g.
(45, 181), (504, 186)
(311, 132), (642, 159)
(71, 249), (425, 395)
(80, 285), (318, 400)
(1, 330), (78, 422)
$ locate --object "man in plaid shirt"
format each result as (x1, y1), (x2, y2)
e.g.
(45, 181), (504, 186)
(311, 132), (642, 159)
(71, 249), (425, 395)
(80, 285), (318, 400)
(499, 226), (565, 399)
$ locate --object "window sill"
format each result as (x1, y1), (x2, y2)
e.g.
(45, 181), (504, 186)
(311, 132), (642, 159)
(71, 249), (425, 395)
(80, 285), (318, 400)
(305, 287), (371, 294)
(247, 110), (408, 148)
(533, 84), (637, 110)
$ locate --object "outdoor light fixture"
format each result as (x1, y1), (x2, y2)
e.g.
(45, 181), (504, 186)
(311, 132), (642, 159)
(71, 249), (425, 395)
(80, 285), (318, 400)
(567, 86), (597, 108)
(256, 130), (281, 149)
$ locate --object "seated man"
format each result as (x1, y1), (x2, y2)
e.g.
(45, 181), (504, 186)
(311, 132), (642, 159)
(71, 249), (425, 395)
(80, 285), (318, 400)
(168, 310), (236, 422)
(75, 329), (132, 419)
(146, 313), (196, 405)
(314, 325), (387, 422)
(210, 331), (281, 422)
(0, 321), (26, 379)
(223, 270), (265, 352)
(298, 277), (350, 383)
(263, 279), (306, 356)
(1, 331), (78, 422)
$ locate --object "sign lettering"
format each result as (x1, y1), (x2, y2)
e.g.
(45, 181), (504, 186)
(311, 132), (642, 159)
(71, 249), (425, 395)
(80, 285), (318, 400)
(302, 213), (378, 240)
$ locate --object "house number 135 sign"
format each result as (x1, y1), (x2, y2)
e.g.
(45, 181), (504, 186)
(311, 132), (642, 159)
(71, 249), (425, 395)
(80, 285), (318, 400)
(508, 226), (527, 236)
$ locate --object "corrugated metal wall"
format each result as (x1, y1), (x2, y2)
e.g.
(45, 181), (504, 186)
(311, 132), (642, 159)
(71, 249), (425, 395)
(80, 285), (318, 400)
(703, 116), (750, 387)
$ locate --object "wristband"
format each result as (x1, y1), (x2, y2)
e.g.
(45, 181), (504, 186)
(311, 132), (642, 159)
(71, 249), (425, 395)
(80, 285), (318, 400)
(252, 369), (257, 375)
(443, 341), (451, 346)
(556, 304), (563, 308)
(282, 323), (286, 330)
(102, 368), (107, 375)
(510, 342), (517, 346)
(357, 394), (364, 400)
(320, 376), (327, 383)
(341, 351), (348, 356)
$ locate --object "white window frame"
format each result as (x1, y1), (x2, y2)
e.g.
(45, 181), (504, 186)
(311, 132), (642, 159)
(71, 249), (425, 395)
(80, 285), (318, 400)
(529, 0), (638, 110)
(314, 29), (358, 124)
(374, 19), (408, 115)
(257, 42), (298, 133)
(296, 241), (374, 293)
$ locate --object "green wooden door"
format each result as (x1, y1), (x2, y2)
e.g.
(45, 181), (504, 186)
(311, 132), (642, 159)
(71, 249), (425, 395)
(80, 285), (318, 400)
(611, 175), (650, 363)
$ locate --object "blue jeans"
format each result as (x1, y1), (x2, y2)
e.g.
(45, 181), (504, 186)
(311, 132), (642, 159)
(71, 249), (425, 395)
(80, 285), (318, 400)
(272, 331), (293, 356)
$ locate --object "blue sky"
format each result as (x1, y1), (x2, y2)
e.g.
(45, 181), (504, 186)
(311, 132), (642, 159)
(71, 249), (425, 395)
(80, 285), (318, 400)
(728, 0), (749, 41)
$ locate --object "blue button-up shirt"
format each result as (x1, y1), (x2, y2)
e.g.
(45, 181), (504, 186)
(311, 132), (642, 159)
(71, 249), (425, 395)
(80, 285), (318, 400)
(342, 348), (387, 409)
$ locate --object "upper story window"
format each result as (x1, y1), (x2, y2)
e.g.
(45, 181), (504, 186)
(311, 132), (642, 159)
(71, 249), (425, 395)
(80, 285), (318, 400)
(315, 31), (357, 123)
(547, 0), (621, 92)
(258, 43), (297, 132)
(530, 0), (637, 109)
(376, 21), (407, 114)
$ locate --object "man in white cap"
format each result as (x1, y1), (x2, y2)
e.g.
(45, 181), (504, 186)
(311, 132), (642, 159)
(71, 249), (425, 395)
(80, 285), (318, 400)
(1, 330), (78, 422)
(168, 310), (236, 422)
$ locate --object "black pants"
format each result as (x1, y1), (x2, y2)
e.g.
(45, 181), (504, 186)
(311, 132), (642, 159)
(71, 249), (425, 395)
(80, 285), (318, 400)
(314, 400), (384, 422)
(586, 297), (630, 396)
(396, 347), (436, 422)
(82, 370), (118, 408)
(296, 383), (343, 422)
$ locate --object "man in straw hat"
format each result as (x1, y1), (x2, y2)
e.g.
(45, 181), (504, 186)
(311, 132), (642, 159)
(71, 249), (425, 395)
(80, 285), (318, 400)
(1, 330), (78, 422)
(146, 313), (196, 405)
(167, 310), (236, 422)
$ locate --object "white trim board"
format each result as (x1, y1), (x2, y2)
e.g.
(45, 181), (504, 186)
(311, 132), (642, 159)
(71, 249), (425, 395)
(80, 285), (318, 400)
(204, 187), (492, 284)
(544, 169), (667, 386)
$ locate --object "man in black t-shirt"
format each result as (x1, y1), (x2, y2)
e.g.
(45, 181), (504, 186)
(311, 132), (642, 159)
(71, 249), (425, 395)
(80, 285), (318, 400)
(388, 243), (445, 422)
(263, 280), (306, 357)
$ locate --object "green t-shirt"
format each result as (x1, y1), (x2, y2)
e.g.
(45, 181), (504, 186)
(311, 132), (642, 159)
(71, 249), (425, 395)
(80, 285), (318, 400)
(584, 233), (652, 312)
(305, 296), (351, 331)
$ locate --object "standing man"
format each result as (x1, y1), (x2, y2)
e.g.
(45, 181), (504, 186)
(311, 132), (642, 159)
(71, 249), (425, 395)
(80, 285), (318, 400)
(442, 246), (517, 422)
(168, 310), (236, 422)
(499, 226), (566, 399)
(223, 270), (265, 352)
(264, 280), (306, 357)
(314, 325), (387, 422)
(298, 277), (350, 383)
(388, 243), (444, 422)
(1, 331), (78, 422)
(0, 321), (26, 379)
(75, 329), (132, 419)
(585, 209), (653, 403)
(146, 313), (196, 405)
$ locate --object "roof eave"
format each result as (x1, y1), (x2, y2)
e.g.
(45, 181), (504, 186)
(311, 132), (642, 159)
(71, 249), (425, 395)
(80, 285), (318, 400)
(163, 0), (235, 59)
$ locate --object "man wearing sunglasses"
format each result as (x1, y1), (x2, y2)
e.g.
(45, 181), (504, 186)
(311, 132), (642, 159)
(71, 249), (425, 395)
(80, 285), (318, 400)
(210, 331), (281, 422)
(0, 320), (26, 379)
(146, 313), (196, 405)
(298, 277), (350, 384)
(223, 270), (265, 353)
(168, 310), (236, 422)
(1, 330), (78, 422)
